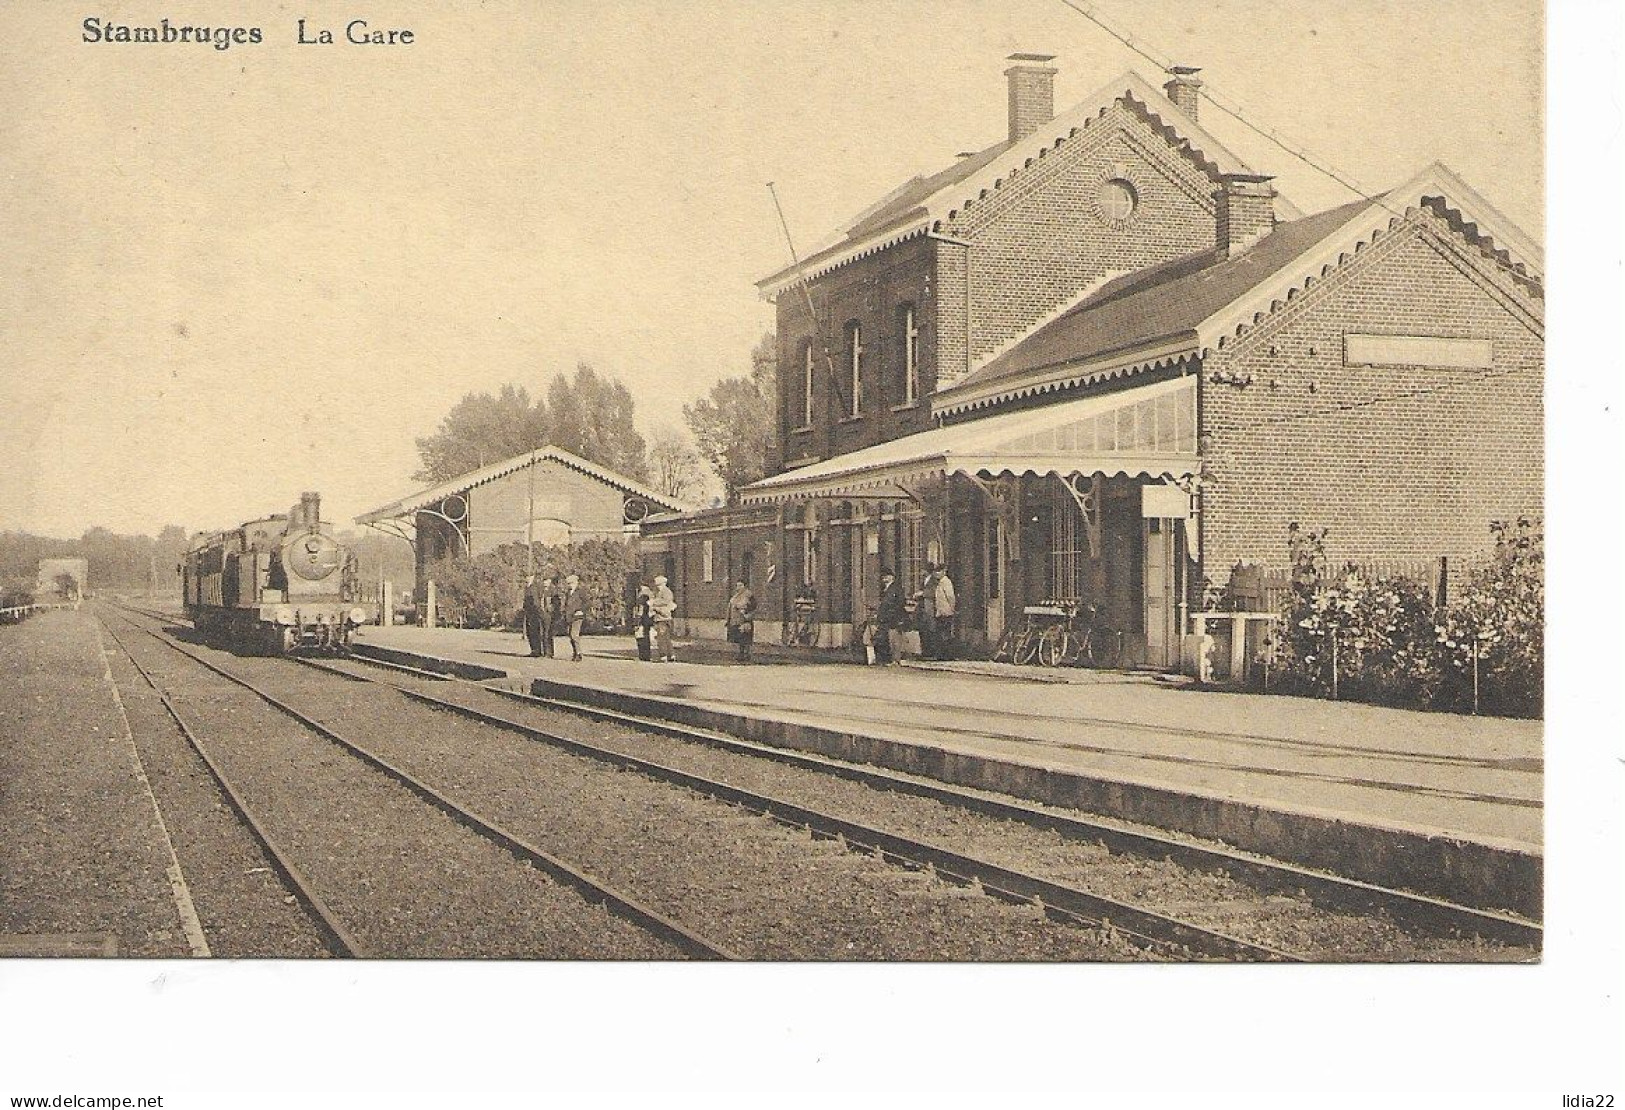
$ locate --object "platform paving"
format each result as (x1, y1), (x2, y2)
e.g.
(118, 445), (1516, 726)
(356, 624), (1543, 914)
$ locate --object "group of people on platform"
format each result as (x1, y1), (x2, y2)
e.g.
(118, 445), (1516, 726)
(870, 563), (956, 665)
(519, 572), (591, 662)
(518, 563), (955, 668)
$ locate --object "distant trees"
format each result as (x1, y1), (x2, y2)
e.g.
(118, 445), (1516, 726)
(413, 384), (551, 484)
(685, 332), (778, 502)
(645, 423), (707, 503)
(413, 365), (649, 486)
(0, 525), (187, 595)
(546, 363), (648, 483)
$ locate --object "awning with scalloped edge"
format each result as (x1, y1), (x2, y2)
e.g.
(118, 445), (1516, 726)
(739, 374), (1197, 504)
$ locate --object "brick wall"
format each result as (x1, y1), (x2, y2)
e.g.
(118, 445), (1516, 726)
(946, 103), (1220, 369)
(774, 235), (938, 468)
(467, 459), (627, 556)
(771, 99), (1224, 455)
(1200, 208), (1544, 581)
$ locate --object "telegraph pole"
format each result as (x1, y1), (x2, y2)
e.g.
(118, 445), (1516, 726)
(526, 449), (536, 576)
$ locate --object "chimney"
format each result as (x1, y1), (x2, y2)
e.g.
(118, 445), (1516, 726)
(1005, 53), (1058, 142)
(298, 491), (322, 529)
(1163, 65), (1203, 121)
(1216, 174), (1278, 257)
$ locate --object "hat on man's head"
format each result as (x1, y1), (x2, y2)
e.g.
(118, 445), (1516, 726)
(880, 567), (895, 578)
(654, 575), (668, 585)
(565, 573), (579, 583)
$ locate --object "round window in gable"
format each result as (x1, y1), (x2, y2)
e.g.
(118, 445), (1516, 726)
(1095, 178), (1139, 226)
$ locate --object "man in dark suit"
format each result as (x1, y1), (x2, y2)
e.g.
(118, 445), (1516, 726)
(521, 573), (546, 657)
(562, 573), (590, 662)
(874, 567), (904, 665)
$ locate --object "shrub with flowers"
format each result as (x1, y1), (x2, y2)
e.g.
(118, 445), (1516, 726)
(1432, 516), (1543, 717)
(1275, 525), (1442, 706)
(1270, 518), (1542, 717)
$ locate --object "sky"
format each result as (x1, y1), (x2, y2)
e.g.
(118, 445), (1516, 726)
(0, 0), (1544, 539)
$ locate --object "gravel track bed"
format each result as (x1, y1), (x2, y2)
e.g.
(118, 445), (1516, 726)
(252, 660), (1155, 961)
(116, 626), (683, 959)
(101, 630), (332, 958)
(0, 610), (192, 957)
(351, 665), (1529, 963)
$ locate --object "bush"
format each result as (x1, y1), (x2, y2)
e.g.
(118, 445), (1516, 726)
(1270, 518), (1542, 717)
(1432, 517), (1543, 717)
(423, 539), (638, 632)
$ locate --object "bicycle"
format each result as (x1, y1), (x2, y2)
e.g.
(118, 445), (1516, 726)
(1036, 602), (1123, 668)
(990, 613), (1044, 665)
(786, 598), (822, 647)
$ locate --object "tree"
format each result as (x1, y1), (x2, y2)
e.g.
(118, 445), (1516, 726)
(547, 363), (648, 482)
(646, 423), (706, 503)
(413, 384), (550, 484)
(684, 332), (778, 502)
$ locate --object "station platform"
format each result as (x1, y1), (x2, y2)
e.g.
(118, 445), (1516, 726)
(354, 624), (1544, 917)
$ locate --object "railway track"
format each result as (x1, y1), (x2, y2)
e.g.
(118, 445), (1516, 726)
(110, 603), (1539, 960)
(336, 652), (1539, 959)
(490, 681), (1543, 951)
(99, 606), (735, 960)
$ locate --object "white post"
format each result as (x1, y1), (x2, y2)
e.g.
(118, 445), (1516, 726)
(382, 581), (393, 627)
(426, 580), (437, 629)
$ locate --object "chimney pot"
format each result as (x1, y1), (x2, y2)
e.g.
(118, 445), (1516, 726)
(1164, 65), (1203, 121)
(1005, 52), (1058, 143)
(1216, 173), (1277, 257)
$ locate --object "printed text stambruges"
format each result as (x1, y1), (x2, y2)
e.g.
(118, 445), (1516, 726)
(83, 18), (262, 50)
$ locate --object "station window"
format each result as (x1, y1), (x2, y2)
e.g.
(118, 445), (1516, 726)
(798, 341), (815, 430)
(845, 321), (863, 418)
(702, 539), (714, 583)
(899, 304), (919, 406)
(1049, 480), (1087, 601)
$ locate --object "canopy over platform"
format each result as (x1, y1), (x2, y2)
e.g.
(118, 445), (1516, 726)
(739, 374), (1198, 504)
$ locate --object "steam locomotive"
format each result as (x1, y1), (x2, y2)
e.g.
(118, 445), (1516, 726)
(181, 492), (371, 654)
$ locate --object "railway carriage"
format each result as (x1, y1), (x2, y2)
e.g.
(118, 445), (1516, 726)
(182, 492), (371, 654)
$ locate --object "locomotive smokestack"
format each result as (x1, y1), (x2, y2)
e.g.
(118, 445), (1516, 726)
(300, 491), (322, 528)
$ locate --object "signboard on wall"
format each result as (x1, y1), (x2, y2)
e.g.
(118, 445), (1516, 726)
(1141, 483), (1191, 519)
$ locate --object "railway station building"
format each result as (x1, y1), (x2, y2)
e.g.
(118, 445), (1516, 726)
(640, 57), (1544, 670)
(357, 445), (693, 588)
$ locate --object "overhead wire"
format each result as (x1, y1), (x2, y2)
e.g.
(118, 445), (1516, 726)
(1049, 0), (1537, 284)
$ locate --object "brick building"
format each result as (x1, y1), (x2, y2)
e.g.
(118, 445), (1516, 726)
(358, 445), (692, 588)
(643, 57), (1543, 670)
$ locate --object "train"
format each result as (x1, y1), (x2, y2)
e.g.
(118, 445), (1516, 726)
(181, 492), (372, 654)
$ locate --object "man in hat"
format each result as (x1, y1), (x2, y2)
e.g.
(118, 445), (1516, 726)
(650, 574), (677, 662)
(521, 572), (546, 657)
(562, 573), (589, 662)
(874, 566), (905, 665)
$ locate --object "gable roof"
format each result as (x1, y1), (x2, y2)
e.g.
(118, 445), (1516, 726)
(355, 445), (696, 525)
(758, 69), (1266, 298)
(934, 162), (1543, 417)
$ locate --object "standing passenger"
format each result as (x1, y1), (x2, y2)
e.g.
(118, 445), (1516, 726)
(562, 573), (589, 662)
(874, 567), (904, 665)
(633, 584), (654, 662)
(650, 574), (676, 662)
(521, 573), (545, 657)
(932, 563), (957, 660)
(726, 580), (757, 663)
(914, 570), (937, 662)
(539, 574), (560, 658)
